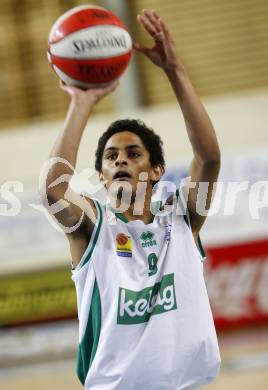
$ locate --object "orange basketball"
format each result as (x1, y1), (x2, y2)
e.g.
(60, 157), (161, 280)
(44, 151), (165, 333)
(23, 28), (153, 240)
(116, 233), (129, 245)
(47, 5), (132, 88)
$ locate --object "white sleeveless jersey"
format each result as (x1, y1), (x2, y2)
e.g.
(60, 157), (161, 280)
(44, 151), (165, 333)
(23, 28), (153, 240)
(71, 194), (221, 390)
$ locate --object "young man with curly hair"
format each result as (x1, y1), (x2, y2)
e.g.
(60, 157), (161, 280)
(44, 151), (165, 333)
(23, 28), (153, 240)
(43, 9), (221, 390)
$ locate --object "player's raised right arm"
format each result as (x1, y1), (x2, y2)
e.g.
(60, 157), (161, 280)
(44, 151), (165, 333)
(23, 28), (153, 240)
(40, 80), (118, 236)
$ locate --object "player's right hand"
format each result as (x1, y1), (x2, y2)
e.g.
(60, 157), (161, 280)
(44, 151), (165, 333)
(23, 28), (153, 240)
(59, 79), (119, 106)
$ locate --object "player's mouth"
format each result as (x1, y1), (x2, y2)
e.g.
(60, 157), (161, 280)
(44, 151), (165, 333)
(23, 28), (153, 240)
(113, 170), (132, 181)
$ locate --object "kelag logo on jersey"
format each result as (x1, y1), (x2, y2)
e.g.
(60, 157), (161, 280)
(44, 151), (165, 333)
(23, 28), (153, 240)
(117, 273), (177, 324)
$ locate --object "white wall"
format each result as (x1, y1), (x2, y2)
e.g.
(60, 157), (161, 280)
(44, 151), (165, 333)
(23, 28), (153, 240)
(0, 88), (268, 190)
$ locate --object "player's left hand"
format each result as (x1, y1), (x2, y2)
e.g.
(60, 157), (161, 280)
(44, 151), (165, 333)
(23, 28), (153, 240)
(134, 9), (181, 72)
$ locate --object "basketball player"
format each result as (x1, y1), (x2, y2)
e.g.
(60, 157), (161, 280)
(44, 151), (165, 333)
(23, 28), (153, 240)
(43, 9), (221, 390)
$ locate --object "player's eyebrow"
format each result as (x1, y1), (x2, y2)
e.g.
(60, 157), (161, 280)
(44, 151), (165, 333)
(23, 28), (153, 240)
(104, 144), (142, 152)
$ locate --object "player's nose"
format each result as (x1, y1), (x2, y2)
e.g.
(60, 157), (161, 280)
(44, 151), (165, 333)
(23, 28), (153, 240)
(115, 152), (128, 166)
(115, 159), (128, 166)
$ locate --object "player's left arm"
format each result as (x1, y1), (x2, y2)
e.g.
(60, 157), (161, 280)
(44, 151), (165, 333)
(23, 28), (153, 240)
(134, 9), (221, 240)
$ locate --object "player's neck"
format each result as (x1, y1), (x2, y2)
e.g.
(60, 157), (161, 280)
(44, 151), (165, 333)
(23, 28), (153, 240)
(123, 204), (153, 224)
(115, 188), (153, 224)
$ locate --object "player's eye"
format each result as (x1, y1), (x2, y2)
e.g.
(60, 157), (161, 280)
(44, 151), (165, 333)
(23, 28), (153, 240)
(128, 151), (140, 158)
(106, 153), (117, 160)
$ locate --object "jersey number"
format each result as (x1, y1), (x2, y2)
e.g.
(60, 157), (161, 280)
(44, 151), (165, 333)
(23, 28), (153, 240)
(148, 253), (158, 276)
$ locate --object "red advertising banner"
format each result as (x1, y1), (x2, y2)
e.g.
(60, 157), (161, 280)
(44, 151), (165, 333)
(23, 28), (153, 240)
(205, 239), (268, 329)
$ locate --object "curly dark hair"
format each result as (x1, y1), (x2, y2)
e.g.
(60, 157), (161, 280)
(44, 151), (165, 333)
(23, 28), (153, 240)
(95, 119), (165, 177)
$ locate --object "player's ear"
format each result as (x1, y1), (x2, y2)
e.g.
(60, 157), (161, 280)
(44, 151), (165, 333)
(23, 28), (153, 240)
(99, 172), (104, 182)
(151, 165), (164, 182)
(99, 171), (108, 188)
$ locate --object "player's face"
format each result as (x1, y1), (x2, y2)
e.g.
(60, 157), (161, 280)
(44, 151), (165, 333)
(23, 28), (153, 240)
(100, 131), (162, 201)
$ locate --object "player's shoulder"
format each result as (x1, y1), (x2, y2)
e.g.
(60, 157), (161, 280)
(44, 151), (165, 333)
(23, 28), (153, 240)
(160, 187), (185, 209)
(82, 195), (105, 227)
(68, 195), (101, 240)
(68, 197), (104, 267)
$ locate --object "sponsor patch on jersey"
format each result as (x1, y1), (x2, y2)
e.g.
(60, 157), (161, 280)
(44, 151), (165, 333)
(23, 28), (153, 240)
(140, 231), (157, 248)
(117, 273), (177, 324)
(116, 233), (132, 257)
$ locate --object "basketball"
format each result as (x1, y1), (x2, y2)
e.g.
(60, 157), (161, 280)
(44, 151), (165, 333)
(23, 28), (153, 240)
(116, 233), (129, 246)
(47, 5), (132, 88)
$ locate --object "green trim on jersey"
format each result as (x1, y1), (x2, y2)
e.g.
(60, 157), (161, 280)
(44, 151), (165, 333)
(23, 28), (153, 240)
(115, 212), (129, 223)
(176, 188), (206, 260)
(197, 235), (206, 259)
(77, 279), (102, 385)
(81, 201), (103, 267)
